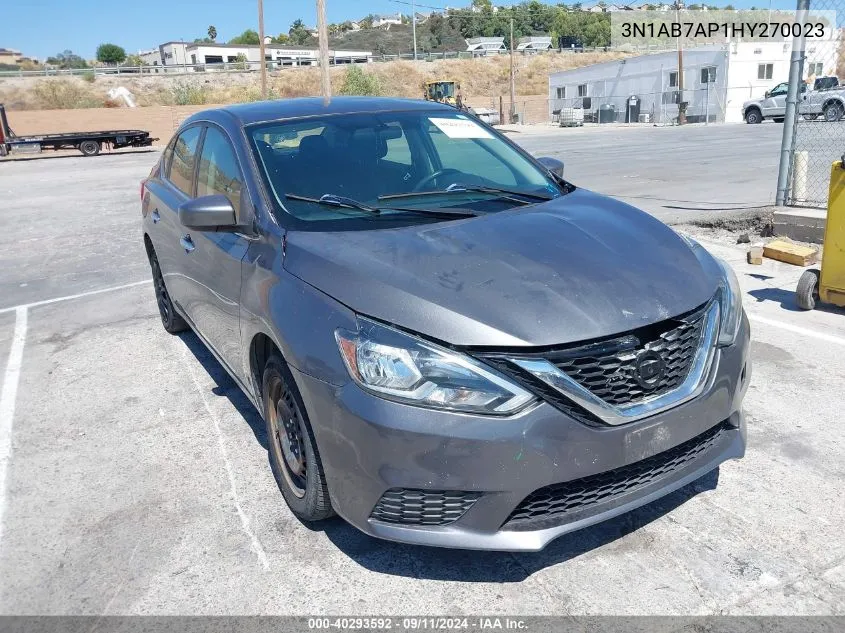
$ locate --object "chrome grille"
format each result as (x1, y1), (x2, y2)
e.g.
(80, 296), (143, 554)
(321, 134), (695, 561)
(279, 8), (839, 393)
(547, 308), (708, 406)
(370, 489), (481, 526)
(502, 421), (730, 531)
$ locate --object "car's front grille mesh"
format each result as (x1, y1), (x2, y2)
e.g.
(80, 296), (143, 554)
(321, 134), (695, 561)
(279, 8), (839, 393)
(370, 488), (481, 526)
(502, 421), (730, 531)
(545, 308), (707, 406)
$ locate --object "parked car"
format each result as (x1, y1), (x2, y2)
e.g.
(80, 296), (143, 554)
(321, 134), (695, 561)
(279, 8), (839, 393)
(800, 77), (845, 122)
(742, 81), (807, 123)
(141, 97), (750, 551)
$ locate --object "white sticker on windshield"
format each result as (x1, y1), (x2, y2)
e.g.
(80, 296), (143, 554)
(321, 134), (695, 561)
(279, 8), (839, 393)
(429, 117), (493, 139)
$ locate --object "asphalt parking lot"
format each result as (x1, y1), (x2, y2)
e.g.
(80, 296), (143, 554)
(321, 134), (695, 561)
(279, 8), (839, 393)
(1, 125), (844, 615)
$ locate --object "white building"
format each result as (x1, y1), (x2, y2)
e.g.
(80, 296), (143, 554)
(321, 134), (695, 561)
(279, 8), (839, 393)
(516, 36), (552, 53)
(548, 40), (838, 124)
(143, 42), (371, 72)
(372, 14), (402, 27)
(465, 37), (506, 55)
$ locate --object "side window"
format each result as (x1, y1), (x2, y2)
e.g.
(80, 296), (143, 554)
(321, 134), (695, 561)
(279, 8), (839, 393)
(382, 122), (412, 166)
(428, 121), (516, 186)
(168, 126), (202, 197)
(161, 137), (175, 178)
(196, 126), (244, 217)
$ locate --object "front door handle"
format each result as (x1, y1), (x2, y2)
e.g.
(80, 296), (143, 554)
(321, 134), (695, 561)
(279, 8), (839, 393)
(151, 209), (160, 223)
(180, 235), (195, 253)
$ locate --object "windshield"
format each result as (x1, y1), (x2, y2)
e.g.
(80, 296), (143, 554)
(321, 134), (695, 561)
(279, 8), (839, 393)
(248, 110), (561, 225)
(427, 83), (455, 99)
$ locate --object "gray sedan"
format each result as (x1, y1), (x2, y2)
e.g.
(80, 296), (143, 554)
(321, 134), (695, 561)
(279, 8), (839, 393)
(141, 97), (750, 551)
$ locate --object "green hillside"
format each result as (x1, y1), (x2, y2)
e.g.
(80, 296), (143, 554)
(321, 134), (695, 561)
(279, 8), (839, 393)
(303, 21), (469, 56)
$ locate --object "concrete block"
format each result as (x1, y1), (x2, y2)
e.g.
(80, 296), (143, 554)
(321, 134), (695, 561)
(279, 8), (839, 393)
(773, 208), (827, 244)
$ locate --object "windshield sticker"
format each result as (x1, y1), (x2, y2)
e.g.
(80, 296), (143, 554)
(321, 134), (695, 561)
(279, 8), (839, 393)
(429, 117), (493, 139)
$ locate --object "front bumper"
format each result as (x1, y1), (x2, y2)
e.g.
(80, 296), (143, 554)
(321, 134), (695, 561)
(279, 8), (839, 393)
(291, 316), (751, 551)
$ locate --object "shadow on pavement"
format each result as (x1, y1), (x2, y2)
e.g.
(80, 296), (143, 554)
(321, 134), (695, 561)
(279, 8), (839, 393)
(176, 326), (720, 582)
(748, 287), (845, 315)
(177, 330), (268, 451)
(1, 148), (158, 162)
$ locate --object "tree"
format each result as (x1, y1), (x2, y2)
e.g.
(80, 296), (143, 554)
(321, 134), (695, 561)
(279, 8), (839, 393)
(208, 25), (217, 41)
(271, 33), (290, 44)
(289, 19), (310, 45)
(46, 49), (88, 69)
(125, 53), (143, 67)
(229, 29), (260, 45)
(96, 43), (126, 65)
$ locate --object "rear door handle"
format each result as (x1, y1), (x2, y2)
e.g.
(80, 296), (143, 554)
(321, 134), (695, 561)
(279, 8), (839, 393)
(180, 235), (195, 253)
(151, 209), (160, 223)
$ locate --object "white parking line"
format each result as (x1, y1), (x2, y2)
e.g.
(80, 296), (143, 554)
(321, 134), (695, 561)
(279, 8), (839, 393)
(0, 280), (152, 315)
(0, 307), (28, 551)
(748, 313), (845, 347)
(178, 343), (271, 571)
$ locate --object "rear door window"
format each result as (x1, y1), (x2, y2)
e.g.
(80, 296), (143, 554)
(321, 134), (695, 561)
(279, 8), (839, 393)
(196, 126), (244, 218)
(167, 126), (202, 197)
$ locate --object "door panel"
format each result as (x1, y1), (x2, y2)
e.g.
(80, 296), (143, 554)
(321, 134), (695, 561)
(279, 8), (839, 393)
(178, 125), (248, 373)
(147, 127), (202, 312)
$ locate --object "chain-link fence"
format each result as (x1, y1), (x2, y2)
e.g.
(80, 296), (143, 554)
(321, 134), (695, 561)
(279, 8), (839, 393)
(784, 1), (844, 207)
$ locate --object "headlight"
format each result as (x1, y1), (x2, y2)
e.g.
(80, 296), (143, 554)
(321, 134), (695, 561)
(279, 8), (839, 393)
(335, 318), (536, 415)
(715, 256), (743, 346)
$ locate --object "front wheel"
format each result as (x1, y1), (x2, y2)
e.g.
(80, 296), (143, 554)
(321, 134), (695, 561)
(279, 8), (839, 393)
(745, 109), (762, 124)
(796, 269), (820, 310)
(263, 355), (334, 522)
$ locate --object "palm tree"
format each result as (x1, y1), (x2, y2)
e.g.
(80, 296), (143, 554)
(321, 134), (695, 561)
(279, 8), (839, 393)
(208, 25), (217, 41)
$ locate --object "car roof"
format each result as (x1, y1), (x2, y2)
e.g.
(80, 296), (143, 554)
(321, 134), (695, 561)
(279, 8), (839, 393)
(206, 96), (458, 126)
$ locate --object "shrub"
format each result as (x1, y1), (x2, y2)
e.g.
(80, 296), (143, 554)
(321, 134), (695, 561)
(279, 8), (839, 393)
(170, 81), (207, 105)
(32, 80), (101, 109)
(339, 65), (382, 96)
(81, 71), (96, 83)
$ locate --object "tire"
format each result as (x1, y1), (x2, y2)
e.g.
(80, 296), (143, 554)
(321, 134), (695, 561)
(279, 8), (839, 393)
(796, 269), (820, 310)
(823, 102), (843, 122)
(262, 354), (334, 522)
(149, 250), (188, 333)
(745, 108), (762, 124)
(79, 140), (101, 156)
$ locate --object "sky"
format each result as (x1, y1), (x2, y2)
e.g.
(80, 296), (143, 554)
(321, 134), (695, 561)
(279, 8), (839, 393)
(2, 0), (801, 61)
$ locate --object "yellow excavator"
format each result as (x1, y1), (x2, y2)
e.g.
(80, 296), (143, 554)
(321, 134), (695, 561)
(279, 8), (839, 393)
(423, 80), (465, 110)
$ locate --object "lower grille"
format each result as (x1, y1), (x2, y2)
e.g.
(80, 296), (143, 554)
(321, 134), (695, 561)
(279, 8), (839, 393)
(502, 421), (730, 531)
(370, 488), (481, 526)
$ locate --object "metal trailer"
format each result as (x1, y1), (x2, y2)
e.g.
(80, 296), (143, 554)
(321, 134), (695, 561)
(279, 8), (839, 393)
(0, 103), (157, 157)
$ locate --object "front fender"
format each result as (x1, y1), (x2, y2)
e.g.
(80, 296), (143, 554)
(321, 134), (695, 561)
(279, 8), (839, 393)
(239, 231), (357, 401)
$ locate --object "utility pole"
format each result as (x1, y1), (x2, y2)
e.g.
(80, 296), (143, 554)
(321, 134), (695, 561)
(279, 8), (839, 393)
(258, 0), (267, 99)
(776, 0), (810, 206)
(676, 0), (686, 124)
(316, 0), (331, 103)
(509, 17), (516, 123)
(412, 0), (418, 60)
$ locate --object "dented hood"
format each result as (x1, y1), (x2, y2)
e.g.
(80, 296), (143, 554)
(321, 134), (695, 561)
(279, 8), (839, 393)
(283, 189), (719, 347)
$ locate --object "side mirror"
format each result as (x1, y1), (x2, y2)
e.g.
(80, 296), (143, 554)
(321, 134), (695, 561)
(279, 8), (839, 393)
(764, 91), (771, 98)
(178, 194), (237, 230)
(537, 156), (564, 179)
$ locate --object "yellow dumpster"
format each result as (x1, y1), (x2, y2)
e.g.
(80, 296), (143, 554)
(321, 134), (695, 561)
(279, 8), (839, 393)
(796, 160), (845, 309)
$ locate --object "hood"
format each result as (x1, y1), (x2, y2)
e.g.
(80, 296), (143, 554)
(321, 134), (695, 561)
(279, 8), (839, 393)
(283, 189), (719, 347)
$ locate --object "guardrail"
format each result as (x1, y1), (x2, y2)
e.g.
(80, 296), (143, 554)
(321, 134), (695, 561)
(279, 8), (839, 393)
(0, 44), (689, 78)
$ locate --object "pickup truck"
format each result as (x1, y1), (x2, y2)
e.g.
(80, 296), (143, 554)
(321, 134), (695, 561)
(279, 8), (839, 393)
(742, 77), (841, 124)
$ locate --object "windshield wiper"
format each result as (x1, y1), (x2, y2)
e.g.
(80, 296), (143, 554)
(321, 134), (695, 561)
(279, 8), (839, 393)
(284, 193), (478, 218)
(379, 184), (555, 203)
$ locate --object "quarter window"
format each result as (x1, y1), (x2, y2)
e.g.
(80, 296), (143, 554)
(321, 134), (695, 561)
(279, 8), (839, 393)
(167, 126), (202, 197)
(196, 126), (244, 217)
